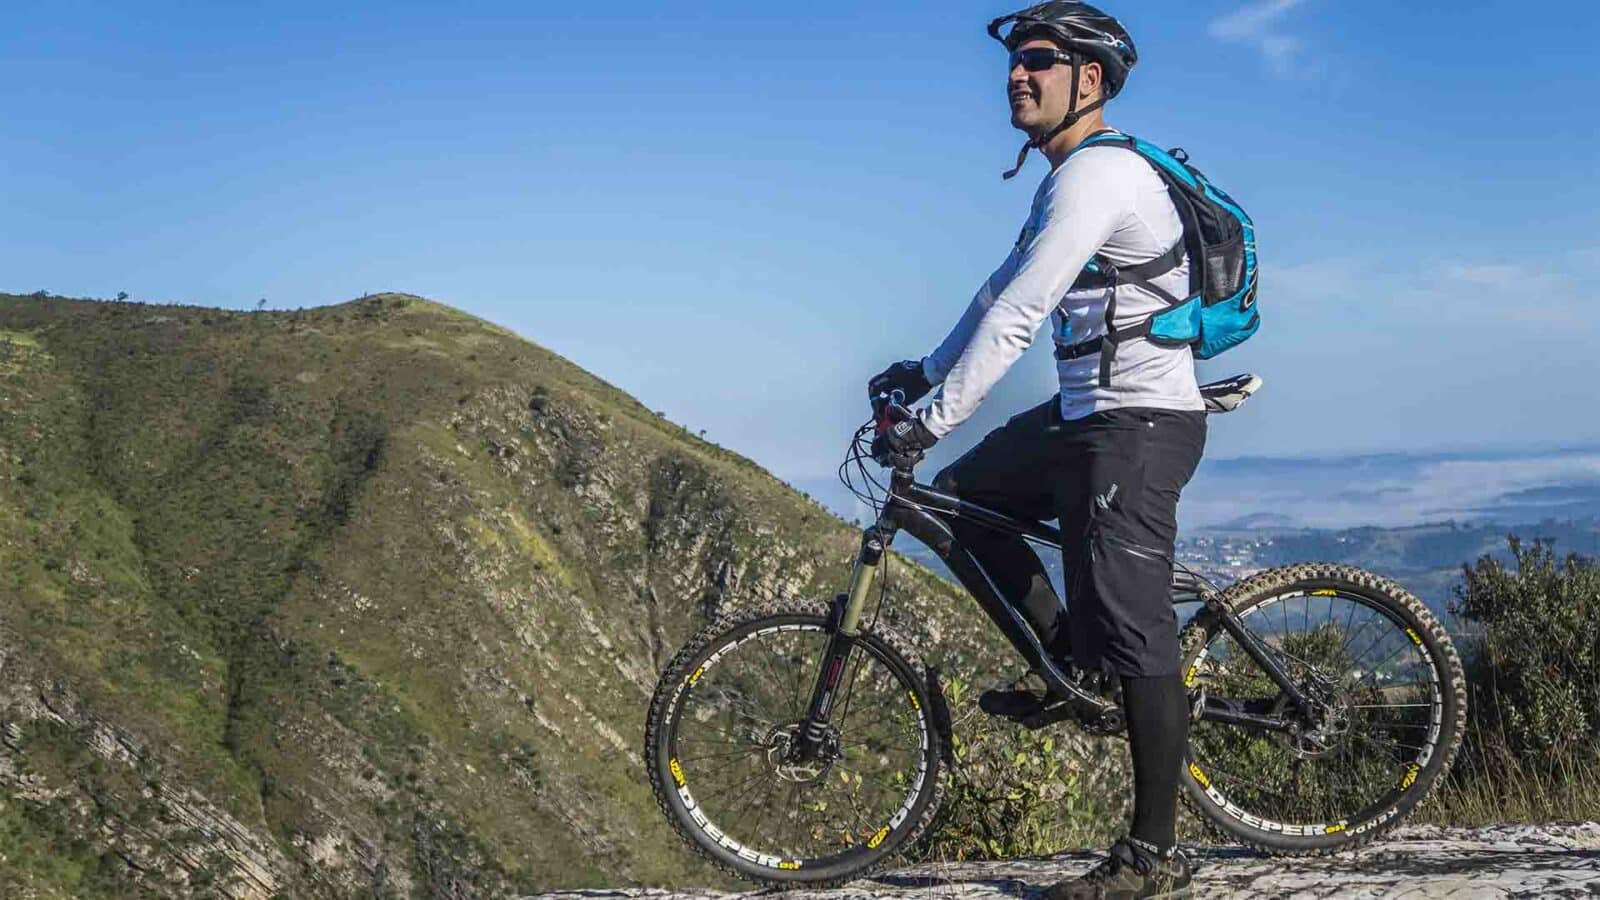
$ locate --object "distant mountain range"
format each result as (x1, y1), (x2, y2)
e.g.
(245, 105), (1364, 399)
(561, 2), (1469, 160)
(799, 444), (1600, 534)
(796, 444), (1600, 620)
(1182, 446), (1600, 530)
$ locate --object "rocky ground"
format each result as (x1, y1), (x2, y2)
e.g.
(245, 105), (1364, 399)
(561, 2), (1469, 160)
(531, 823), (1600, 899)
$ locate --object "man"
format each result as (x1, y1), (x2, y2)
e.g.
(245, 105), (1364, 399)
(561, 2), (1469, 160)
(868, 3), (1205, 898)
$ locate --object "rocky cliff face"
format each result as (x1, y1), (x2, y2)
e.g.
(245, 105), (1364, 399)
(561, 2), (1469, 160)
(0, 293), (1017, 897)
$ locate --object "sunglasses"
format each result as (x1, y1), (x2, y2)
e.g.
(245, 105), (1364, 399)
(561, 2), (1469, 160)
(1009, 47), (1077, 72)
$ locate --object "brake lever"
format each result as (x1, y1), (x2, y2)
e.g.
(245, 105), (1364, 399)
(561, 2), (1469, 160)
(871, 389), (909, 435)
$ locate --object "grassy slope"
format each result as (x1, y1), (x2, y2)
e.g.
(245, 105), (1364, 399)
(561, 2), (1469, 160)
(0, 293), (1005, 895)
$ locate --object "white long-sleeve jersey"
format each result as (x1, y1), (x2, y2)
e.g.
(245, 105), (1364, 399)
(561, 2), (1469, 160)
(919, 139), (1205, 438)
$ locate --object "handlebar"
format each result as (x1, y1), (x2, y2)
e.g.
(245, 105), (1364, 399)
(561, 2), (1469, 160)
(867, 390), (924, 473)
(870, 390), (918, 437)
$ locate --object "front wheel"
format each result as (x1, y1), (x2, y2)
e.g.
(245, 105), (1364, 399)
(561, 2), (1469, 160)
(644, 596), (947, 888)
(1178, 564), (1466, 855)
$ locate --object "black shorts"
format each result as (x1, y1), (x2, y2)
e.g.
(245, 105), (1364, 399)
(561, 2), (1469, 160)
(933, 399), (1206, 677)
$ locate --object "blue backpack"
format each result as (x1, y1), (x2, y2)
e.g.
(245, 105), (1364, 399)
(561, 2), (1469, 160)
(1056, 132), (1259, 386)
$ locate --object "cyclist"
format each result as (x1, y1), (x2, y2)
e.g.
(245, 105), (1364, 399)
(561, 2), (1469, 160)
(868, 3), (1204, 897)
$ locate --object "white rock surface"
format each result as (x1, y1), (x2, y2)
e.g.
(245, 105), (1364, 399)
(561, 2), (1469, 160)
(529, 823), (1600, 899)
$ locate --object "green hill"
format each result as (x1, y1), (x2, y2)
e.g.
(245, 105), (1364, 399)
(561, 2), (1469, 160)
(0, 293), (1011, 898)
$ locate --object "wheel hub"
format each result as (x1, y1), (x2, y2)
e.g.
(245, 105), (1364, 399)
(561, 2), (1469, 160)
(1277, 684), (1353, 759)
(767, 722), (841, 783)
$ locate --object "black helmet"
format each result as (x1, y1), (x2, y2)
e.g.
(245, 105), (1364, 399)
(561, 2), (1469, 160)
(988, 2), (1138, 179)
(988, 2), (1138, 97)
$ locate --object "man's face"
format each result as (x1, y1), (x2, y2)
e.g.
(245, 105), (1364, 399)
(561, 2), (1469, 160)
(1007, 37), (1099, 135)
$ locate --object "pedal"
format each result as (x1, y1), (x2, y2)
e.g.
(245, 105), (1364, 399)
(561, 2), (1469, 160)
(1018, 701), (1077, 731)
(1019, 698), (1125, 734)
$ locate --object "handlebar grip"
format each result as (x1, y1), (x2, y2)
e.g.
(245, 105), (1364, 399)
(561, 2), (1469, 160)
(871, 391), (912, 435)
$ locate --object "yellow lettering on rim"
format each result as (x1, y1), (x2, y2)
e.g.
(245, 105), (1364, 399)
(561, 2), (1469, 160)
(1311, 589), (1338, 597)
(1188, 762), (1210, 788)
(907, 691), (921, 710)
(867, 826), (891, 849)
(687, 666), (705, 686)
(669, 759), (686, 787)
(1401, 764), (1421, 789)
(778, 861), (800, 870)
(1406, 628), (1423, 646)
(1325, 822), (1347, 834)
(1185, 665), (1198, 687)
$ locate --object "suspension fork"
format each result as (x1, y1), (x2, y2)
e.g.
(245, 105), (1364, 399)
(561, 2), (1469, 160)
(791, 523), (893, 763)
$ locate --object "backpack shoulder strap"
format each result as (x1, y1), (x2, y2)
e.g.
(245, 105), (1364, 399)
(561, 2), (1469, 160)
(1065, 133), (1199, 302)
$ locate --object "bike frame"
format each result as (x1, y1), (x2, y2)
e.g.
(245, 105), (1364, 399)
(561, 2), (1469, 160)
(792, 466), (1313, 761)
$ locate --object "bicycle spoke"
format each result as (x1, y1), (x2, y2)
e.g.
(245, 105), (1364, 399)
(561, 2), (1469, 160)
(1339, 613), (1379, 661)
(697, 766), (774, 812)
(1195, 755), (1301, 805)
(677, 746), (766, 765)
(677, 735), (762, 748)
(1349, 729), (1427, 756)
(749, 772), (785, 855)
(724, 770), (781, 842)
(754, 634), (796, 720)
(833, 762), (912, 802)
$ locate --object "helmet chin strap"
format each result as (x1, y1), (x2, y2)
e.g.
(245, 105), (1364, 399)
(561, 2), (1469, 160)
(1002, 54), (1108, 180)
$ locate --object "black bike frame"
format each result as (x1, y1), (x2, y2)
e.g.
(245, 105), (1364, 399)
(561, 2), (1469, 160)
(791, 466), (1311, 761)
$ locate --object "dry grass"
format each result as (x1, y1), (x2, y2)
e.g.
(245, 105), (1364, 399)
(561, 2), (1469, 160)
(1422, 726), (1600, 826)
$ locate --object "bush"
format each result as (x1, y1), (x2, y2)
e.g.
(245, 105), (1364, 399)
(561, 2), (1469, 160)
(913, 677), (1124, 862)
(1453, 537), (1600, 768)
(1424, 536), (1600, 825)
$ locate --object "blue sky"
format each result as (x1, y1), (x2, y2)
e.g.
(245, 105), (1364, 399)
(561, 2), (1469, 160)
(4, 0), (1598, 492)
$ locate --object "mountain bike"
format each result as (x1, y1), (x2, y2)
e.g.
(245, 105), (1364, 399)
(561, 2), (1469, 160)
(643, 374), (1466, 888)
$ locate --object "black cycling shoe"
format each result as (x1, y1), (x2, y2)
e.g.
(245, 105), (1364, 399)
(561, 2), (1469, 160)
(978, 669), (1060, 720)
(980, 662), (1123, 721)
(1044, 839), (1192, 900)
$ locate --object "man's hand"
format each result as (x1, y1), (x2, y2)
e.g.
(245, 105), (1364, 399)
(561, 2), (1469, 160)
(872, 414), (938, 468)
(867, 359), (933, 406)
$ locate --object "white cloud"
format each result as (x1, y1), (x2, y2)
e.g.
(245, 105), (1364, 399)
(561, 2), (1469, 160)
(1268, 253), (1594, 341)
(1439, 262), (1533, 289)
(1184, 449), (1600, 530)
(1271, 258), (1361, 301)
(1209, 0), (1309, 40)
(1209, 0), (1312, 74)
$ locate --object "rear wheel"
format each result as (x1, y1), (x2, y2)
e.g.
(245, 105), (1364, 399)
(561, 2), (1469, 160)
(644, 596), (946, 887)
(1178, 564), (1465, 854)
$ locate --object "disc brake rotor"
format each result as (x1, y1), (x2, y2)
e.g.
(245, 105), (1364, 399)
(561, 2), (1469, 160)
(767, 722), (842, 783)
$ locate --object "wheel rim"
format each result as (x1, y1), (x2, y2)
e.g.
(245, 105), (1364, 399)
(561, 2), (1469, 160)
(662, 620), (932, 871)
(1185, 587), (1446, 836)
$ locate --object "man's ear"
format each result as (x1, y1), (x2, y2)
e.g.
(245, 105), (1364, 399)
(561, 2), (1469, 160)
(1079, 60), (1104, 103)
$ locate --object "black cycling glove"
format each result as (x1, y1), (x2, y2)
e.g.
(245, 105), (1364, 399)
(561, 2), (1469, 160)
(871, 415), (938, 468)
(867, 359), (933, 406)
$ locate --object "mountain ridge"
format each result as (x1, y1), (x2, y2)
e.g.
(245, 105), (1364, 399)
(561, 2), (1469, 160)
(0, 292), (1016, 897)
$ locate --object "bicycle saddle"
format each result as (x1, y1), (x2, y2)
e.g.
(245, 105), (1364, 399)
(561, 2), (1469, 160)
(1198, 373), (1263, 413)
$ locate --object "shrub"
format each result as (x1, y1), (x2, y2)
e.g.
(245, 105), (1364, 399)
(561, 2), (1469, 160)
(914, 677), (1123, 862)
(1453, 537), (1600, 768)
(1424, 536), (1600, 826)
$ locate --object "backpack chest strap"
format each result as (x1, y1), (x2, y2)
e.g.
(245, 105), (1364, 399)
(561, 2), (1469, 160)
(1069, 241), (1186, 298)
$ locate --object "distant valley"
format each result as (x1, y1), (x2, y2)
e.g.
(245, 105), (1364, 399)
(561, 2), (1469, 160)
(797, 445), (1600, 619)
